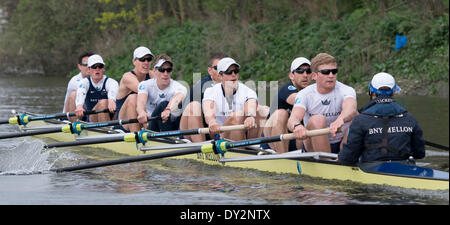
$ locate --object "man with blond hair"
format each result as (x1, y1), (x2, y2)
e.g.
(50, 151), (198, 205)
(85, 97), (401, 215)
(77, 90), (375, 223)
(288, 53), (357, 153)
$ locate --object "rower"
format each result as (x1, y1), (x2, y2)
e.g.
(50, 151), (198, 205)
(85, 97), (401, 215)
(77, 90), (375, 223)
(179, 52), (226, 142)
(136, 54), (187, 132)
(74, 54), (119, 122)
(262, 57), (313, 153)
(63, 52), (93, 122)
(115, 46), (154, 132)
(202, 57), (268, 141)
(288, 53), (357, 153)
(338, 72), (425, 165)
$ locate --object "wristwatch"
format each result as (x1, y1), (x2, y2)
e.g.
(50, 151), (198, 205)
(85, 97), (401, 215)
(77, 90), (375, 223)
(293, 122), (303, 128)
(245, 112), (256, 118)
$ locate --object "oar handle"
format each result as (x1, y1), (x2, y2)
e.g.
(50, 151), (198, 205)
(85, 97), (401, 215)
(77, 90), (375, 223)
(281, 127), (335, 141)
(198, 124), (246, 134)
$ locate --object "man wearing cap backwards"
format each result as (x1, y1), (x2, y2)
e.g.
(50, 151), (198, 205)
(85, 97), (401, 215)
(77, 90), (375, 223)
(288, 53), (357, 153)
(115, 46), (154, 132)
(136, 54), (187, 131)
(74, 54), (119, 122)
(63, 52), (93, 122)
(262, 57), (313, 153)
(179, 52), (226, 142)
(338, 72), (425, 165)
(203, 57), (267, 141)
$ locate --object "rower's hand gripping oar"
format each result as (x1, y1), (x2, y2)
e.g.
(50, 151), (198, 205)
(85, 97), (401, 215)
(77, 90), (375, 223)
(0, 116), (160, 140)
(0, 109), (110, 125)
(51, 127), (333, 173)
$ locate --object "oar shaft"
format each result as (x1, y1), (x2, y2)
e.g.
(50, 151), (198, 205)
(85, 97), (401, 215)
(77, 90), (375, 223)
(0, 127), (62, 140)
(45, 136), (126, 148)
(145, 124), (246, 139)
(51, 147), (202, 172)
(0, 109), (110, 125)
(425, 141), (449, 151)
(30, 109), (110, 121)
(225, 128), (332, 149)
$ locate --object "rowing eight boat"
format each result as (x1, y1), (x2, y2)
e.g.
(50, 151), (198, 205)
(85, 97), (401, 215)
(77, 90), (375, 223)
(18, 116), (450, 191)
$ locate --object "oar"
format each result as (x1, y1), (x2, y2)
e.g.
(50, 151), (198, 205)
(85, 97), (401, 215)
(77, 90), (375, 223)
(0, 109), (110, 125)
(0, 116), (160, 140)
(51, 128), (332, 172)
(44, 125), (247, 149)
(425, 140), (449, 151)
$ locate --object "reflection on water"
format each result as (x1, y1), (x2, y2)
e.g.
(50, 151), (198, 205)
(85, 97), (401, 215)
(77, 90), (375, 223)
(0, 74), (448, 205)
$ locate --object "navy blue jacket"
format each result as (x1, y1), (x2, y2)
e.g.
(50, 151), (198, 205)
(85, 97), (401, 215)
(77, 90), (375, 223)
(338, 97), (425, 165)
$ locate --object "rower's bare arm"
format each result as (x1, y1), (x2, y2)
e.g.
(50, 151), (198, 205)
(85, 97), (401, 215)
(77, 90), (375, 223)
(287, 106), (306, 132)
(166, 93), (185, 112)
(339, 97), (357, 123)
(136, 93), (148, 123)
(286, 93), (297, 106)
(243, 99), (258, 129)
(122, 73), (140, 93)
(329, 97), (357, 137)
(202, 100), (216, 125)
(244, 99), (258, 116)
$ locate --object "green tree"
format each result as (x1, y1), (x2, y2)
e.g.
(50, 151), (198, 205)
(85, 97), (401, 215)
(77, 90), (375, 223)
(4, 0), (99, 74)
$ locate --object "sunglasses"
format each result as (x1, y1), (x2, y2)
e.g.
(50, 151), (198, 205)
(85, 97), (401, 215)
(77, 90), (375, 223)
(209, 65), (217, 70)
(294, 68), (312, 74)
(137, 56), (153, 62)
(317, 68), (338, 75)
(157, 67), (173, 73)
(80, 62), (88, 67)
(223, 68), (239, 75)
(90, 64), (104, 69)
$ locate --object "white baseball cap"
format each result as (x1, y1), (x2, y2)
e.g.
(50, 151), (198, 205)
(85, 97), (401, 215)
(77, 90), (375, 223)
(290, 57), (311, 72)
(154, 58), (173, 68)
(370, 72), (401, 95)
(87, 54), (105, 67)
(133, 46), (154, 59)
(217, 57), (240, 74)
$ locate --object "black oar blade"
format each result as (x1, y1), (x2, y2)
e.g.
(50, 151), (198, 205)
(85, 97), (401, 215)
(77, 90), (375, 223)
(51, 147), (202, 172)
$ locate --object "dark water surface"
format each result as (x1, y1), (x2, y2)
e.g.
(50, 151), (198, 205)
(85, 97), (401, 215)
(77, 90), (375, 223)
(0, 74), (448, 205)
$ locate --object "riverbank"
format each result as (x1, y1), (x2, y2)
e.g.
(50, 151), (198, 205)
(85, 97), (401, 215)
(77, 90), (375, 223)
(1, 1), (448, 97)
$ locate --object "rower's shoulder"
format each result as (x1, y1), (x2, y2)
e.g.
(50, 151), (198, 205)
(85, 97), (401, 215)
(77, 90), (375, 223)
(121, 71), (135, 79)
(297, 83), (316, 94)
(335, 81), (356, 91)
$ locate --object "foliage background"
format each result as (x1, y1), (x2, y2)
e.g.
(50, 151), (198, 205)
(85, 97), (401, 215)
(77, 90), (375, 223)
(0, 0), (448, 94)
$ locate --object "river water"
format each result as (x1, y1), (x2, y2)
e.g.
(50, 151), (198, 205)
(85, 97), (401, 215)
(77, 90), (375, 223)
(0, 73), (448, 205)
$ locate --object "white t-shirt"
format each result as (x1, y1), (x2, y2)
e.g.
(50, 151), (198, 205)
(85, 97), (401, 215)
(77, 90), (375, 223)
(294, 81), (356, 143)
(75, 75), (119, 106)
(203, 82), (258, 125)
(63, 72), (83, 112)
(138, 78), (187, 115)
